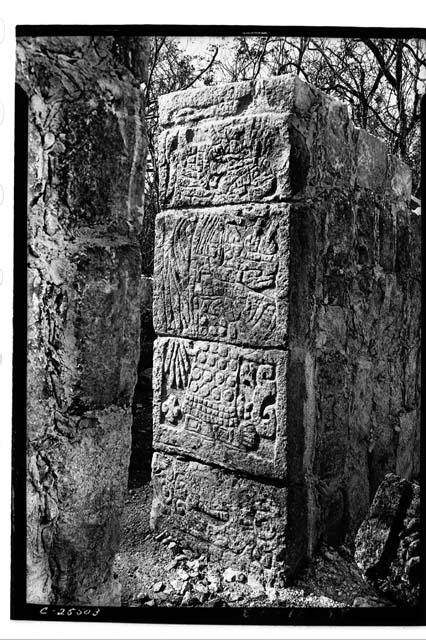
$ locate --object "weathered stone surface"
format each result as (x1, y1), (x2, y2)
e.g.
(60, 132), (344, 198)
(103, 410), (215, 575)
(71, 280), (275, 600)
(354, 474), (411, 574)
(158, 76), (356, 203)
(27, 407), (132, 605)
(152, 74), (421, 575)
(28, 241), (142, 417)
(309, 195), (421, 539)
(150, 452), (306, 577)
(153, 337), (287, 479)
(19, 36), (149, 605)
(158, 76), (413, 210)
(355, 474), (420, 605)
(19, 38), (148, 240)
(159, 112), (291, 208)
(386, 483), (420, 605)
(274, 190), (421, 541)
(154, 204), (289, 347)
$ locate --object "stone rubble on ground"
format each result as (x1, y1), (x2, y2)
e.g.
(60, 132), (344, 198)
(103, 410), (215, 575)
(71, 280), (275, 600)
(121, 523), (389, 609)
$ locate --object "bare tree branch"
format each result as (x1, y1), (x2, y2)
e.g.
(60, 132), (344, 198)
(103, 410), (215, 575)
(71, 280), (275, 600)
(361, 38), (398, 89)
(402, 40), (426, 67)
(181, 46), (219, 90)
(253, 36), (271, 79)
(146, 36), (166, 105)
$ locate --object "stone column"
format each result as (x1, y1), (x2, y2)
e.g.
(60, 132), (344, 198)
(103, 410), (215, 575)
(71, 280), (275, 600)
(17, 36), (149, 605)
(150, 76), (420, 578)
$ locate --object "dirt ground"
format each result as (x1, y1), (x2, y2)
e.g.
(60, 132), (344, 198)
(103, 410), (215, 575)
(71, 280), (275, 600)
(113, 484), (392, 608)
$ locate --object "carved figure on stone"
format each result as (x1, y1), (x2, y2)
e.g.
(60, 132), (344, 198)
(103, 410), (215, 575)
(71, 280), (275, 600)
(160, 116), (284, 207)
(154, 208), (286, 346)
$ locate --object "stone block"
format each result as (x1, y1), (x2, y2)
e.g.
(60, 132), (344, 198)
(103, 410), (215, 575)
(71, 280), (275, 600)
(355, 128), (388, 192)
(396, 410), (420, 479)
(354, 473), (411, 576)
(158, 112), (290, 208)
(153, 337), (287, 479)
(386, 483), (420, 605)
(354, 128), (412, 202)
(150, 452), (306, 576)
(386, 154), (412, 203)
(158, 79), (256, 126)
(27, 405), (132, 605)
(158, 75), (360, 209)
(153, 204), (289, 348)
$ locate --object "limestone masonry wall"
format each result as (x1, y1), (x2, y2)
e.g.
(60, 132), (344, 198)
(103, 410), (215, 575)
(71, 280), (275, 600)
(151, 75), (421, 580)
(18, 36), (149, 605)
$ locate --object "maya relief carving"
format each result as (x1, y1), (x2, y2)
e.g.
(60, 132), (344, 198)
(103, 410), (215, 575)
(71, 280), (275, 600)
(160, 117), (286, 207)
(155, 209), (287, 346)
(151, 452), (287, 567)
(154, 337), (286, 474)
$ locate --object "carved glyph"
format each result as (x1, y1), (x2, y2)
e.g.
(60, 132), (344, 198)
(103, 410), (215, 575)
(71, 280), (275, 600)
(159, 115), (290, 208)
(151, 452), (288, 570)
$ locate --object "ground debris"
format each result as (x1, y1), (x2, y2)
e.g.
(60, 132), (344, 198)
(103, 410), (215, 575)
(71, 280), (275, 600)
(177, 568), (190, 581)
(223, 567), (239, 583)
(114, 484), (392, 609)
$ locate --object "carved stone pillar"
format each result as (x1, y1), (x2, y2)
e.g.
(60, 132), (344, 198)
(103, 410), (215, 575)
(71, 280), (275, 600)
(150, 76), (420, 579)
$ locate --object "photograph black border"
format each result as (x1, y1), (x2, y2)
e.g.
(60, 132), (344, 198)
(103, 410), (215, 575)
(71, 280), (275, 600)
(11, 23), (426, 626)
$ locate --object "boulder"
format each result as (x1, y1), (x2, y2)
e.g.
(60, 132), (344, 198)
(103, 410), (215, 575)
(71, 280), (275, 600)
(355, 473), (420, 605)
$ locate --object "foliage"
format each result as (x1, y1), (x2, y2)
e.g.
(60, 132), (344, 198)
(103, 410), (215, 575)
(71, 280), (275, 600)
(141, 35), (425, 273)
(213, 36), (425, 196)
(141, 37), (218, 274)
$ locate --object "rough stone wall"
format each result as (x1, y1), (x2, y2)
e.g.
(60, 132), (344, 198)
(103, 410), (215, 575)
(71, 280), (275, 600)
(151, 75), (420, 577)
(17, 36), (150, 605)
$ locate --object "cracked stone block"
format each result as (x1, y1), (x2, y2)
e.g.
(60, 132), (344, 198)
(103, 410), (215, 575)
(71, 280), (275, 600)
(150, 452), (306, 577)
(153, 204), (289, 348)
(153, 337), (287, 480)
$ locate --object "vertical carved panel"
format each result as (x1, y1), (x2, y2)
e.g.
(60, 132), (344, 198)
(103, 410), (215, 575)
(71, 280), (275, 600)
(153, 337), (287, 478)
(154, 205), (289, 347)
